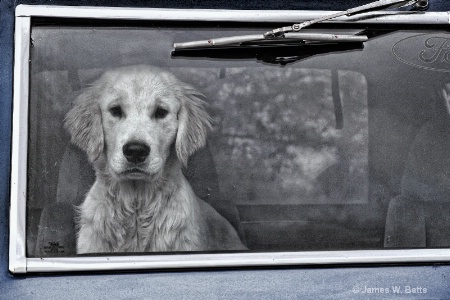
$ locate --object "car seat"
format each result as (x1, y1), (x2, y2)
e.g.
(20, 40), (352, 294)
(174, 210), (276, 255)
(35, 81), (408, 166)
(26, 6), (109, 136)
(384, 119), (450, 247)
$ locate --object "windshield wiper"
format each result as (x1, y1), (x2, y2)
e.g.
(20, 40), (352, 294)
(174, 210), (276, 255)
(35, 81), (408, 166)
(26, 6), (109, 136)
(173, 0), (428, 50)
(174, 33), (368, 50)
(172, 41), (365, 65)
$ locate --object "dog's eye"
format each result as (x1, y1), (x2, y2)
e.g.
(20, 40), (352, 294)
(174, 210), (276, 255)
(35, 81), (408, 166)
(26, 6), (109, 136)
(109, 105), (123, 118)
(154, 107), (169, 119)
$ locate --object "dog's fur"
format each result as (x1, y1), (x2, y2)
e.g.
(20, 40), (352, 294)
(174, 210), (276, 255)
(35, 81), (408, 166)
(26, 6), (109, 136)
(64, 65), (246, 253)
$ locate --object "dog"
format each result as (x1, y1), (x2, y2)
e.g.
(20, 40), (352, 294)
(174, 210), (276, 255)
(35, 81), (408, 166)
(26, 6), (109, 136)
(64, 65), (246, 253)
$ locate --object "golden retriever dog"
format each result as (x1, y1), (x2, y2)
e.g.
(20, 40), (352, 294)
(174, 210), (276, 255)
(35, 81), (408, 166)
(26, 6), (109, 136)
(64, 65), (246, 253)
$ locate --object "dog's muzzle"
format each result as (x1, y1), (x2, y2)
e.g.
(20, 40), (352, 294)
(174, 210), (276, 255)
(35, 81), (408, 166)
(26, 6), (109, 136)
(123, 142), (150, 164)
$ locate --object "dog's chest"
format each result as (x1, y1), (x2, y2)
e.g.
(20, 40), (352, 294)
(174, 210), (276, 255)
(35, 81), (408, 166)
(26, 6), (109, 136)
(102, 187), (202, 252)
(118, 208), (183, 252)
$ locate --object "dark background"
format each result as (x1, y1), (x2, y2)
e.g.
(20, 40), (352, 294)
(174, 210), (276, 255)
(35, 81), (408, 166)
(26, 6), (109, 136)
(3, 0), (450, 299)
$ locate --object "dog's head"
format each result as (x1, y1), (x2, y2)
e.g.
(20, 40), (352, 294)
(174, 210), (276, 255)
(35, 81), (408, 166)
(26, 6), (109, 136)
(64, 65), (211, 181)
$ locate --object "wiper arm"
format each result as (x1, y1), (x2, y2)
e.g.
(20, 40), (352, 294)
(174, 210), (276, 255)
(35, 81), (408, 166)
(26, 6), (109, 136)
(265, 0), (428, 38)
(173, 0), (428, 50)
(174, 33), (368, 50)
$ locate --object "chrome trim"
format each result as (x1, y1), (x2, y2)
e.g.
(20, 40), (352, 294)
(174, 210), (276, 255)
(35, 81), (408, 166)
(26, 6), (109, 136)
(9, 15), (30, 274)
(9, 4), (450, 274)
(15, 5), (450, 25)
(26, 249), (450, 273)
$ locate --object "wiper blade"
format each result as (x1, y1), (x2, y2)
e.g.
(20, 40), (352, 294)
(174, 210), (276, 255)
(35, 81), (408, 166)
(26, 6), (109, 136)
(174, 33), (368, 50)
(172, 42), (365, 65)
(172, 0), (428, 51)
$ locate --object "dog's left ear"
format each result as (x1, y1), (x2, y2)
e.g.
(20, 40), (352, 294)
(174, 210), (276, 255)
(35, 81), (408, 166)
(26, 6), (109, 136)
(175, 85), (212, 167)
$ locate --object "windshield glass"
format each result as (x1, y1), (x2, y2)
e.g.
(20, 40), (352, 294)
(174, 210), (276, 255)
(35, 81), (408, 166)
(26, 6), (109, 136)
(26, 23), (450, 255)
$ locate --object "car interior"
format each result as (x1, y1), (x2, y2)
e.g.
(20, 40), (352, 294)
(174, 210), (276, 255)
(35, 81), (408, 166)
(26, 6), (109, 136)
(26, 19), (450, 257)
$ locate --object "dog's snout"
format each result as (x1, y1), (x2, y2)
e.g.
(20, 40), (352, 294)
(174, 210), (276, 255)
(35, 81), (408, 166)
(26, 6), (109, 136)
(123, 142), (150, 164)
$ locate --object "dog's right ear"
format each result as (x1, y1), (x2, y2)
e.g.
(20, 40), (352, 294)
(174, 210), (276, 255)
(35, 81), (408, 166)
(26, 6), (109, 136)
(64, 88), (104, 162)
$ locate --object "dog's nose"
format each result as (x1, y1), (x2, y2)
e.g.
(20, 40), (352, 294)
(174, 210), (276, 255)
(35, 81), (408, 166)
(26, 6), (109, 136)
(123, 142), (150, 164)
